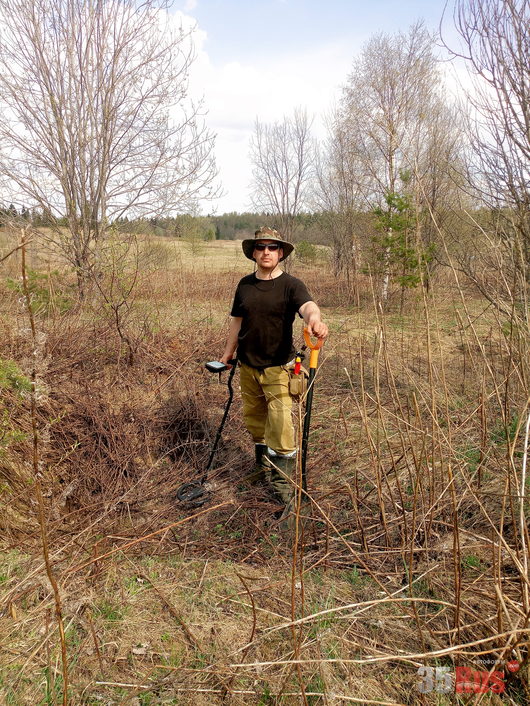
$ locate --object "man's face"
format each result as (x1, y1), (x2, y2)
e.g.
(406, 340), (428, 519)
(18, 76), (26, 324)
(253, 240), (283, 268)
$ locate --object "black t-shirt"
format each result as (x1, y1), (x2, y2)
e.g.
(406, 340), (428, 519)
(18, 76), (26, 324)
(230, 272), (312, 368)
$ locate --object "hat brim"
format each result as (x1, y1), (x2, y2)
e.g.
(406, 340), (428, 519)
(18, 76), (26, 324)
(241, 239), (294, 261)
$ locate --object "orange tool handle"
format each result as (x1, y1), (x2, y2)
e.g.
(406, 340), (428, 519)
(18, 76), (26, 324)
(303, 328), (324, 369)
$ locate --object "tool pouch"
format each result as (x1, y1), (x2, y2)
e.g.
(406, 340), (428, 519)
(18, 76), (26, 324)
(283, 363), (309, 398)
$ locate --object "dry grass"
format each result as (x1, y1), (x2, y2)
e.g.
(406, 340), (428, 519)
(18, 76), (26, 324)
(0, 233), (529, 704)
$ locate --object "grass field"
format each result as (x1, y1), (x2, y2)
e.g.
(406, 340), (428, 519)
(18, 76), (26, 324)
(0, 231), (528, 705)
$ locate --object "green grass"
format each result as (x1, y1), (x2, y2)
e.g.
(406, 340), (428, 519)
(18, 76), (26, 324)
(93, 599), (127, 623)
(38, 669), (65, 706)
(124, 574), (149, 595)
(458, 446), (482, 473)
(490, 414), (520, 445)
(257, 684), (274, 704)
(344, 565), (373, 588)
(306, 673), (326, 703)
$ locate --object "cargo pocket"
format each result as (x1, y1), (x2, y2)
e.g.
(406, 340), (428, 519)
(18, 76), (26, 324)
(282, 364), (309, 399)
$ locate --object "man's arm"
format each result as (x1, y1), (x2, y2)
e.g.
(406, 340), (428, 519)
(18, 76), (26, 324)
(220, 316), (242, 365)
(299, 301), (328, 340)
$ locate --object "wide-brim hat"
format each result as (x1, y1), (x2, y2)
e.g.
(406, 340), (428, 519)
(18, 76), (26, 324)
(242, 227), (294, 261)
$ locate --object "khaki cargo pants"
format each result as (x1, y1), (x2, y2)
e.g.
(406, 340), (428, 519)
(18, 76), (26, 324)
(239, 363), (295, 455)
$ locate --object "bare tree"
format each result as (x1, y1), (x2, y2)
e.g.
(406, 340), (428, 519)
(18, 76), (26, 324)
(249, 108), (314, 245)
(442, 0), (530, 313)
(0, 0), (218, 295)
(314, 116), (365, 298)
(327, 23), (463, 301)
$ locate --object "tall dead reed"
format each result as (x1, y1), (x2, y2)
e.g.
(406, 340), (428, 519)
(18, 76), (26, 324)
(20, 230), (69, 704)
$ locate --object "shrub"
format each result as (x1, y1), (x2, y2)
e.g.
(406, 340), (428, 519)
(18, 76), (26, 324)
(0, 358), (31, 394)
(296, 239), (317, 264)
(6, 268), (72, 314)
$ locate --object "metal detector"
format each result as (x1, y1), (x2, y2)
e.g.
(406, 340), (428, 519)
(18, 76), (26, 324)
(175, 359), (237, 506)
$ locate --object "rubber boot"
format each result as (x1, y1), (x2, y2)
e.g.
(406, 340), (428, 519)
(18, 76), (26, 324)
(268, 450), (296, 523)
(244, 443), (269, 485)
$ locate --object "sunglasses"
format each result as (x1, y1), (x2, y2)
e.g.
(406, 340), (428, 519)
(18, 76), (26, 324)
(254, 243), (280, 251)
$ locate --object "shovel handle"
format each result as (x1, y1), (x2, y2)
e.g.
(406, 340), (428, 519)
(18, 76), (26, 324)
(303, 328), (323, 368)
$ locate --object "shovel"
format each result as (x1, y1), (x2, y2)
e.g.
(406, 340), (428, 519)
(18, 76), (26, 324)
(301, 328), (324, 492)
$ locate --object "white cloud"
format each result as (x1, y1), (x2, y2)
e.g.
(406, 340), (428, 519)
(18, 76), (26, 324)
(188, 37), (352, 212)
(164, 5), (357, 212)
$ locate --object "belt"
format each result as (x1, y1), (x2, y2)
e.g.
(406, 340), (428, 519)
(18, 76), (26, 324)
(244, 361), (293, 372)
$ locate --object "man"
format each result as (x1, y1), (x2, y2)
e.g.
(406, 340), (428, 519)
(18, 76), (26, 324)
(220, 226), (328, 521)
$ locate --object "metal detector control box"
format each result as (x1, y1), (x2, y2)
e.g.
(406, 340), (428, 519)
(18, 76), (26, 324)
(205, 360), (228, 373)
(205, 360), (236, 373)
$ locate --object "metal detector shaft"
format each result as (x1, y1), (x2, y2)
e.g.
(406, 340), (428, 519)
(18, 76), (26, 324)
(301, 329), (323, 491)
(175, 359), (237, 505)
(202, 361), (237, 478)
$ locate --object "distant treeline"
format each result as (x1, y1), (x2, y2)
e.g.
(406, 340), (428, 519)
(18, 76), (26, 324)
(0, 205), (331, 246)
(114, 212), (329, 245)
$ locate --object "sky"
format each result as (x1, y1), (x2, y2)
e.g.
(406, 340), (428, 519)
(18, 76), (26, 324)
(171, 0), (461, 214)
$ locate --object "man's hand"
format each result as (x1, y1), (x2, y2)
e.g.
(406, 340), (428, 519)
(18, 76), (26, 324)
(306, 317), (329, 340)
(300, 301), (329, 340)
(219, 353), (235, 368)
